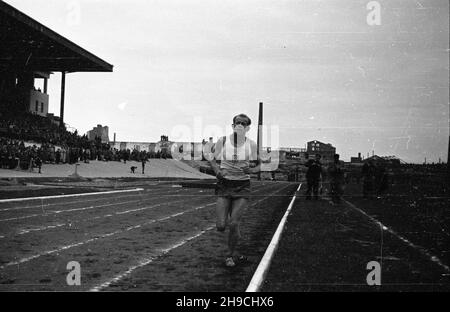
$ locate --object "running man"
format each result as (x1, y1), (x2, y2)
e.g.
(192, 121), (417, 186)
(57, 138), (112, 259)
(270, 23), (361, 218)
(209, 113), (260, 267)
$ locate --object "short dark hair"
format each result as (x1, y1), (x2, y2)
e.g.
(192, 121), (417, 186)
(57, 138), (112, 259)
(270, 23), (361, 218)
(233, 114), (251, 126)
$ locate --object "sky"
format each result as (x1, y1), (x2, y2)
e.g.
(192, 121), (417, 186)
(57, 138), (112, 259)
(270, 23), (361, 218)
(5, 0), (449, 163)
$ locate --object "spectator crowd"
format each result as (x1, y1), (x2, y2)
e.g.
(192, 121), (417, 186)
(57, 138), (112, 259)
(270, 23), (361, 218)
(0, 111), (169, 173)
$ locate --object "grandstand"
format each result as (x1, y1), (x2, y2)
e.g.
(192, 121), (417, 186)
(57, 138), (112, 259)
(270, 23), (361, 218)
(0, 1), (114, 172)
(0, 1), (113, 125)
(0, 1), (215, 177)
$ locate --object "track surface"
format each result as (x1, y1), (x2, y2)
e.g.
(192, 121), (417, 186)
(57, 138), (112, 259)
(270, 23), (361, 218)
(1, 177), (449, 292)
(263, 182), (450, 292)
(0, 181), (297, 291)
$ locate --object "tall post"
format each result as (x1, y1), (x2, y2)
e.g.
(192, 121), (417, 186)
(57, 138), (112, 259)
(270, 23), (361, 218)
(257, 102), (263, 181)
(447, 135), (450, 184)
(60, 71), (66, 128)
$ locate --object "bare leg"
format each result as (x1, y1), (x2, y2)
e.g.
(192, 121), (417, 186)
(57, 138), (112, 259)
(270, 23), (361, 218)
(228, 197), (247, 257)
(215, 197), (232, 232)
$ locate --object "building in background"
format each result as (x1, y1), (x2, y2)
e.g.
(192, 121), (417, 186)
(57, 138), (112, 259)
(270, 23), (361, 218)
(87, 124), (109, 143)
(350, 152), (363, 164)
(108, 135), (341, 164)
(307, 140), (336, 163)
(279, 147), (307, 160)
(110, 141), (150, 152)
(364, 155), (403, 166)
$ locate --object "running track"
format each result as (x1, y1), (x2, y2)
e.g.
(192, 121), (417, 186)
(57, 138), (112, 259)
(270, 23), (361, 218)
(0, 181), (297, 291)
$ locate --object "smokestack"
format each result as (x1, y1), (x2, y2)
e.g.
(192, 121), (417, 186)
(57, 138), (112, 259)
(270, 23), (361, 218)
(447, 137), (450, 186)
(257, 102), (263, 181)
(113, 132), (116, 144)
(358, 152), (361, 159)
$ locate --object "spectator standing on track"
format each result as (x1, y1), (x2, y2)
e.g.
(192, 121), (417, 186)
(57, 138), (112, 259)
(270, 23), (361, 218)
(209, 113), (260, 267)
(328, 154), (345, 204)
(124, 149), (130, 164)
(49, 146), (55, 164)
(141, 153), (148, 174)
(305, 154), (323, 200)
(61, 146), (66, 163)
(35, 155), (42, 174)
(84, 148), (90, 163)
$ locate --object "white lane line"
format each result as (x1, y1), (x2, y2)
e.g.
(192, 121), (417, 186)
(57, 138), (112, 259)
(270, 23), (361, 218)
(10, 198), (188, 236)
(0, 183), (283, 272)
(0, 187), (191, 212)
(17, 223), (66, 235)
(344, 199), (450, 273)
(0, 190), (210, 222)
(0, 198), (143, 222)
(90, 183), (293, 291)
(0, 213), (42, 222)
(1, 197), (206, 238)
(0, 202), (216, 270)
(246, 183), (302, 292)
(0, 181), (267, 212)
(0, 184), (270, 237)
(0, 183), (264, 217)
(90, 226), (215, 291)
(0, 188), (144, 204)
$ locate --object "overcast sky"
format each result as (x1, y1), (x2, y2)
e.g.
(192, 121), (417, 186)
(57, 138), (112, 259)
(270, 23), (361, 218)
(6, 0), (449, 163)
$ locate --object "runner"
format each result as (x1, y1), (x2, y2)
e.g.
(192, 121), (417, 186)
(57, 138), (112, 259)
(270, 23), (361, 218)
(209, 113), (260, 267)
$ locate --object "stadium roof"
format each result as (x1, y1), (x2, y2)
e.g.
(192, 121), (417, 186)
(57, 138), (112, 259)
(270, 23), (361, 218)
(0, 1), (113, 72)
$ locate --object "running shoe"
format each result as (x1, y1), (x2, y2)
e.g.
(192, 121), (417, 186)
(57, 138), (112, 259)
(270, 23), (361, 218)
(225, 257), (235, 267)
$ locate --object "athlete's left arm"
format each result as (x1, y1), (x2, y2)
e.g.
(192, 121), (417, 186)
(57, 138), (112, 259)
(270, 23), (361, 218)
(248, 140), (261, 174)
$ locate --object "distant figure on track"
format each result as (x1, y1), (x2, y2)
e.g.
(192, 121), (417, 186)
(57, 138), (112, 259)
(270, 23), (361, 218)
(328, 154), (345, 204)
(209, 113), (260, 267)
(141, 155), (148, 174)
(34, 156), (42, 174)
(305, 154), (322, 200)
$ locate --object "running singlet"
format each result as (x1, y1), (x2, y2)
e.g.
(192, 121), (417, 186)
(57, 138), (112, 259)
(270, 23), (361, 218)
(214, 135), (256, 181)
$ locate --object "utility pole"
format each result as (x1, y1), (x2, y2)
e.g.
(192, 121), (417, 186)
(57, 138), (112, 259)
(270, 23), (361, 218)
(257, 102), (263, 181)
